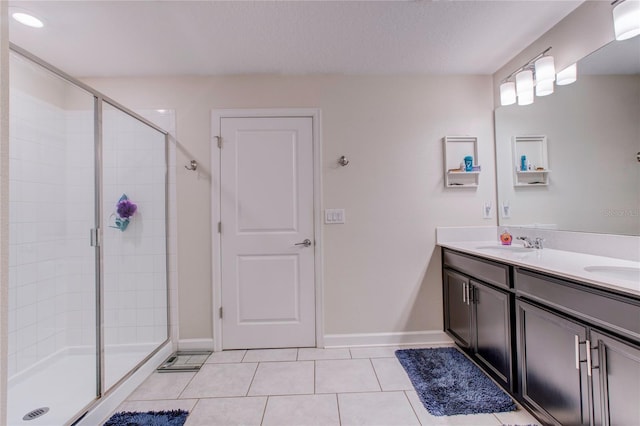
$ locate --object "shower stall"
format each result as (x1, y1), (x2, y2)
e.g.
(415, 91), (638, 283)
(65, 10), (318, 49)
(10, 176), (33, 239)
(7, 45), (171, 426)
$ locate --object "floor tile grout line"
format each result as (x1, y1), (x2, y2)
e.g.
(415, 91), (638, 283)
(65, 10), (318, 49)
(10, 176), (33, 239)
(185, 398), (201, 423)
(259, 395), (269, 426)
(335, 393), (342, 426)
(245, 362), (261, 397)
(176, 371), (199, 400)
(368, 357), (384, 392)
(402, 390), (423, 426)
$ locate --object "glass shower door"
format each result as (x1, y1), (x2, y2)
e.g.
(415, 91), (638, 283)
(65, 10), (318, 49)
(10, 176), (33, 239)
(101, 102), (168, 391)
(7, 52), (98, 425)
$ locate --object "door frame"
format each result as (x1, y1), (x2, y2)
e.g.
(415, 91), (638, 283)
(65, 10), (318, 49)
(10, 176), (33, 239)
(211, 108), (324, 352)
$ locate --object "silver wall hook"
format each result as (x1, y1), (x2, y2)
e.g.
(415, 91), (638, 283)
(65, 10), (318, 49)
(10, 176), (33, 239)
(185, 160), (197, 171)
(338, 155), (349, 167)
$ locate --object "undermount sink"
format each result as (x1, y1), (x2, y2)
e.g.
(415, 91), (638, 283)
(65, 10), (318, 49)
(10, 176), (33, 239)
(584, 266), (640, 282)
(475, 245), (534, 254)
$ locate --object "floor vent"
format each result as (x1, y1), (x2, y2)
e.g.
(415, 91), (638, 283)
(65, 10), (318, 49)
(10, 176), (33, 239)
(157, 350), (212, 372)
(23, 407), (49, 421)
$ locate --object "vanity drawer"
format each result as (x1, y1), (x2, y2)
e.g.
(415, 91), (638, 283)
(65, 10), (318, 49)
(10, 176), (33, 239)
(443, 249), (510, 289)
(515, 268), (640, 341)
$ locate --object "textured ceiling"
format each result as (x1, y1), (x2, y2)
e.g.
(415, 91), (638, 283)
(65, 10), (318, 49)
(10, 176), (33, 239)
(8, 0), (583, 77)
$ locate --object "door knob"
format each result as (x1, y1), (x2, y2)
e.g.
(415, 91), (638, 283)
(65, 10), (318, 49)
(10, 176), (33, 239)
(295, 239), (312, 247)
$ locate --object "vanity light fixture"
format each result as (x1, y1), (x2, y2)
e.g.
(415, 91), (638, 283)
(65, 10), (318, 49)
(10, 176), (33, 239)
(534, 56), (556, 83)
(536, 80), (554, 97)
(11, 10), (44, 28)
(613, 0), (640, 41)
(556, 63), (577, 85)
(499, 47), (554, 106)
(517, 87), (534, 106)
(516, 70), (534, 105)
(500, 82), (516, 106)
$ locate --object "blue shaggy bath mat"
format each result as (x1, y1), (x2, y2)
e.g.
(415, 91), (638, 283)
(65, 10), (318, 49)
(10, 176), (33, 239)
(395, 347), (516, 416)
(103, 410), (189, 426)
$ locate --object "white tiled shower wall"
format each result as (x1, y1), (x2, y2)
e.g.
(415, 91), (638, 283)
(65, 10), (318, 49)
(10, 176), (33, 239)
(8, 90), (96, 378)
(8, 90), (171, 381)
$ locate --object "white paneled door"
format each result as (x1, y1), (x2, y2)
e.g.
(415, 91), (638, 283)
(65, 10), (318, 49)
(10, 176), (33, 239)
(220, 116), (315, 349)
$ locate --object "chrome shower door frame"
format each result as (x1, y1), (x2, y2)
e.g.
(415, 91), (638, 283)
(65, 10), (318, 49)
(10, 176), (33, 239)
(8, 43), (171, 426)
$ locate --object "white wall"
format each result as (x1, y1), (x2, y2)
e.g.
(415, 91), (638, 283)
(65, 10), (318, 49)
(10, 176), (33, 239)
(83, 75), (497, 342)
(495, 75), (640, 235)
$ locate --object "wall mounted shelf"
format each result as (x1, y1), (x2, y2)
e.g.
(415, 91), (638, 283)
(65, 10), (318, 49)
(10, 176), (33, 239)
(443, 136), (480, 188)
(512, 135), (549, 186)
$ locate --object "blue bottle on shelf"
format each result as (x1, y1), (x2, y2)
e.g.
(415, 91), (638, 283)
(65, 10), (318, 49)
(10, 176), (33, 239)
(520, 155), (527, 172)
(464, 156), (473, 172)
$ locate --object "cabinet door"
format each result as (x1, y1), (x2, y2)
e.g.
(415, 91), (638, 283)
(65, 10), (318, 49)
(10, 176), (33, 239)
(444, 269), (471, 348)
(517, 300), (590, 426)
(473, 281), (513, 391)
(590, 330), (640, 426)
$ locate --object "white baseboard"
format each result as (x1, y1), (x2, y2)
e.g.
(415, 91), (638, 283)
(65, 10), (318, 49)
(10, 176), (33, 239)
(78, 342), (173, 426)
(178, 338), (215, 351)
(323, 330), (453, 348)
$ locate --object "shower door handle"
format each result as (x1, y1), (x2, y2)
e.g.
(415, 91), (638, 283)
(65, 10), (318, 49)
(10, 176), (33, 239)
(90, 228), (101, 247)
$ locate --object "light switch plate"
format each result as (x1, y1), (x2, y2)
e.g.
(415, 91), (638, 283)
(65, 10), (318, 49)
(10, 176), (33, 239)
(501, 202), (511, 219)
(483, 202), (492, 219)
(325, 209), (345, 224)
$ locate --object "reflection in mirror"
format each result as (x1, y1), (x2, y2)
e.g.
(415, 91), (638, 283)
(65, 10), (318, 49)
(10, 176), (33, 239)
(495, 37), (640, 236)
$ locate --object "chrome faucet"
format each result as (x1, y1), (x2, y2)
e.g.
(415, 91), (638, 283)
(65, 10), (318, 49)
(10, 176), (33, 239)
(517, 236), (544, 249)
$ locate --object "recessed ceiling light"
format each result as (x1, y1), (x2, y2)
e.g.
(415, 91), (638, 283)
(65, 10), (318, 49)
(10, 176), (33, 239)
(12, 11), (44, 28)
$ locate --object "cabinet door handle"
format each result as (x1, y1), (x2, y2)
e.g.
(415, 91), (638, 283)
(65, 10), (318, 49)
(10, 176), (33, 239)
(462, 282), (467, 304)
(575, 335), (580, 370)
(586, 339), (592, 377)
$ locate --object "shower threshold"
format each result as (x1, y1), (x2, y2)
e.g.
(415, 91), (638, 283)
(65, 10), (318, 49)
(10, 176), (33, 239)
(156, 351), (212, 372)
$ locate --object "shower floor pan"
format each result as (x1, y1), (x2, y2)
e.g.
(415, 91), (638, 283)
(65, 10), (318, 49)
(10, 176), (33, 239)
(157, 351), (212, 372)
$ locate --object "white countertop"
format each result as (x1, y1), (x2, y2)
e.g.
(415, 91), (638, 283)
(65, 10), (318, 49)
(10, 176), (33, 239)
(439, 240), (640, 297)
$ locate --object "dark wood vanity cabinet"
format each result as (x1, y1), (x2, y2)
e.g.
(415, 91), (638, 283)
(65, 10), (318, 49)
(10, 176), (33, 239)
(443, 270), (472, 348)
(516, 300), (590, 426)
(442, 248), (640, 426)
(473, 281), (513, 390)
(515, 268), (640, 426)
(590, 330), (640, 425)
(443, 249), (513, 391)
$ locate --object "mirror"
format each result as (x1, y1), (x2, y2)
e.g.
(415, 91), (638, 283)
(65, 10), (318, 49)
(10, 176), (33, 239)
(495, 37), (640, 236)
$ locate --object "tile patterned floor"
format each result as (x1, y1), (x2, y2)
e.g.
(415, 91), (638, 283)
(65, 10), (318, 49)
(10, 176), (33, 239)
(113, 345), (540, 426)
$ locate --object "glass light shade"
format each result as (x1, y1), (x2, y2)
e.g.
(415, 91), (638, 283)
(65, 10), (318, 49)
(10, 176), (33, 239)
(515, 70), (534, 95)
(535, 56), (556, 83)
(613, 0), (640, 41)
(11, 11), (44, 28)
(500, 82), (516, 106)
(536, 80), (554, 97)
(556, 63), (577, 85)
(517, 89), (534, 106)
